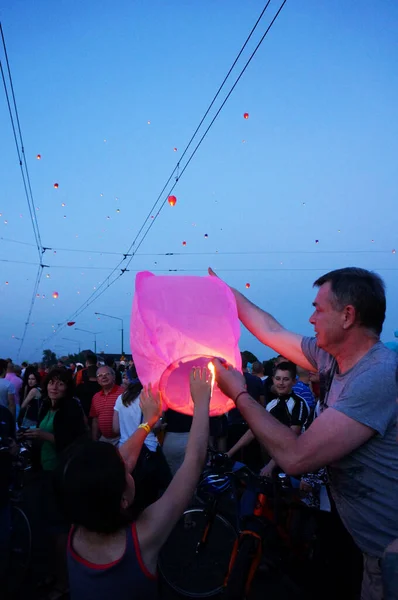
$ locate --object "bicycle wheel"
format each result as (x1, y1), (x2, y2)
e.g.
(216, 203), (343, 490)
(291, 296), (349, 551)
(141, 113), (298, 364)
(224, 535), (262, 600)
(8, 505), (32, 591)
(159, 508), (237, 597)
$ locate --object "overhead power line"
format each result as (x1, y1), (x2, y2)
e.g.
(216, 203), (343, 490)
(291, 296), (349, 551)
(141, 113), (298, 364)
(0, 23), (43, 259)
(1, 236), (395, 258)
(1, 22), (45, 356)
(35, 0), (288, 354)
(16, 265), (43, 361)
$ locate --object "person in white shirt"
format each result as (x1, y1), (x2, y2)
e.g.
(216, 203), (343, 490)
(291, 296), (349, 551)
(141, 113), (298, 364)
(113, 368), (171, 515)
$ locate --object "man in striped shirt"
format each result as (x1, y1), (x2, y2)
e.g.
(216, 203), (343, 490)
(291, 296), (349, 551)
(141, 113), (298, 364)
(90, 366), (123, 445)
(293, 365), (316, 412)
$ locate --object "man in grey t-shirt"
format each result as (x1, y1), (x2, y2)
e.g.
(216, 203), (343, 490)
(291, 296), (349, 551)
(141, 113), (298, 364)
(210, 266), (398, 600)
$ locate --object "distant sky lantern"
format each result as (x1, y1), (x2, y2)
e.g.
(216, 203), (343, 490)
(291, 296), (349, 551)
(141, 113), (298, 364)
(131, 272), (241, 416)
(36, 154), (41, 160)
(182, 241), (187, 246)
(315, 239), (319, 244)
(53, 183), (59, 189)
(392, 249), (396, 254)
(204, 233), (208, 238)
(173, 147), (177, 152)
(5, 281), (9, 285)
(116, 208), (120, 213)
(245, 283), (250, 289)
(168, 195), (177, 207)
(61, 203), (65, 207)
(46, 274), (50, 279)
(52, 291), (59, 299)
(243, 112), (249, 119)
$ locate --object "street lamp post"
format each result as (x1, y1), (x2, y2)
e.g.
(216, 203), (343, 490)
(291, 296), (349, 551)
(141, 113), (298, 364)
(94, 313), (124, 355)
(74, 328), (101, 354)
(62, 338), (81, 353)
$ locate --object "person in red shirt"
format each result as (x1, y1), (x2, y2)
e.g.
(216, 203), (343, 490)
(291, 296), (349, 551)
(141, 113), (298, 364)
(90, 366), (123, 445)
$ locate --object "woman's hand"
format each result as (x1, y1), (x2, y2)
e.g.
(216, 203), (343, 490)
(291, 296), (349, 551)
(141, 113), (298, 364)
(140, 384), (162, 429)
(212, 358), (246, 401)
(299, 480), (313, 495)
(190, 367), (211, 406)
(260, 462), (275, 478)
(23, 428), (52, 442)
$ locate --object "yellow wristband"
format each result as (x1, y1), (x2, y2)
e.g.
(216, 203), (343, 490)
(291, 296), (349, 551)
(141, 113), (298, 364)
(138, 423), (151, 434)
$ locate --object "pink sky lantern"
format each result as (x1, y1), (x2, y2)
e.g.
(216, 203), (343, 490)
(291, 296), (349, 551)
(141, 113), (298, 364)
(131, 272), (241, 416)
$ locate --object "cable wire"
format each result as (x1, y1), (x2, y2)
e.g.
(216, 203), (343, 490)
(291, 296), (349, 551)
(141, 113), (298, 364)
(30, 1), (288, 352)
(0, 23), (43, 258)
(16, 265), (43, 361)
(2, 237), (395, 258)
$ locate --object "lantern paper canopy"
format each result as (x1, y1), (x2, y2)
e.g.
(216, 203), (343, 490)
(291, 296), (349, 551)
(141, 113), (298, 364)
(52, 291), (59, 299)
(131, 272), (241, 416)
(53, 183), (59, 189)
(36, 154), (41, 160)
(243, 112), (249, 119)
(168, 195), (177, 207)
(245, 283), (250, 289)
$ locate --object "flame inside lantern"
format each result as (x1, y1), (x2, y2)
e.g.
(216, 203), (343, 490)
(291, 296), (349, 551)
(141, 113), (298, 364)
(207, 361), (215, 397)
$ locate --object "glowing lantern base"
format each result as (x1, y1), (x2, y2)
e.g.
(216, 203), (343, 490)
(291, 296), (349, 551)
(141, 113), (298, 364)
(131, 272), (241, 416)
(159, 355), (234, 416)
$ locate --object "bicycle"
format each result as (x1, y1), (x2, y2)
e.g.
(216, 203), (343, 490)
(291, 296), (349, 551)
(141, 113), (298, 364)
(158, 450), (318, 598)
(0, 438), (32, 597)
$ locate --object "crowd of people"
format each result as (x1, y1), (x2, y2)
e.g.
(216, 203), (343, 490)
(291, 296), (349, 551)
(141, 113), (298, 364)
(0, 266), (397, 600)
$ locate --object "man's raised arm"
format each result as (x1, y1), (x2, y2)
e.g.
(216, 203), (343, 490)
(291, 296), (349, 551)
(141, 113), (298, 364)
(209, 268), (314, 371)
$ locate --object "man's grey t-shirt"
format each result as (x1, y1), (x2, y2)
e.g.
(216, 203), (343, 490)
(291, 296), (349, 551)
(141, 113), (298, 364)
(302, 338), (398, 557)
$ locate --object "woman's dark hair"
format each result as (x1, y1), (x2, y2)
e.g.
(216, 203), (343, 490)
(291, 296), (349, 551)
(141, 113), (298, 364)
(122, 366), (143, 407)
(22, 367), (41, 400)
(42, 367), (75, 404)
(59, 441), (130, 534)
(0, 359), (8, 376)
(314, 267), (386, 336)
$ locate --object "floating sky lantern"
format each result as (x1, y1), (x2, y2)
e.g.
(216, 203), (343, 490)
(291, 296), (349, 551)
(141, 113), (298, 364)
(168, 195), (177, 207)
(204, 233), (208, 238)
(36, 154), (41, 160)
(52, 291), (59, 299)
(5, 281), (9, 285)
(315, 240), (319, 244)
(392, 249), (396, 254)
(243, 112), (249, 119)
(131, 272), (241, 416)
(116, 208), (120, 213)
(53, 183), (59, 189)
(182, 241), (187, 246)
(173, 147), (178, 152)
(245, 283), (250, 289)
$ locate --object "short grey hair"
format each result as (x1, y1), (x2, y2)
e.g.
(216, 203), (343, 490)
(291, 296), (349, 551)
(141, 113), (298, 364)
(96, 366), (115, 377)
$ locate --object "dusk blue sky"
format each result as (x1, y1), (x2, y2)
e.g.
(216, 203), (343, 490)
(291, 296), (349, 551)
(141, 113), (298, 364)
(1, 0), (397, 363)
